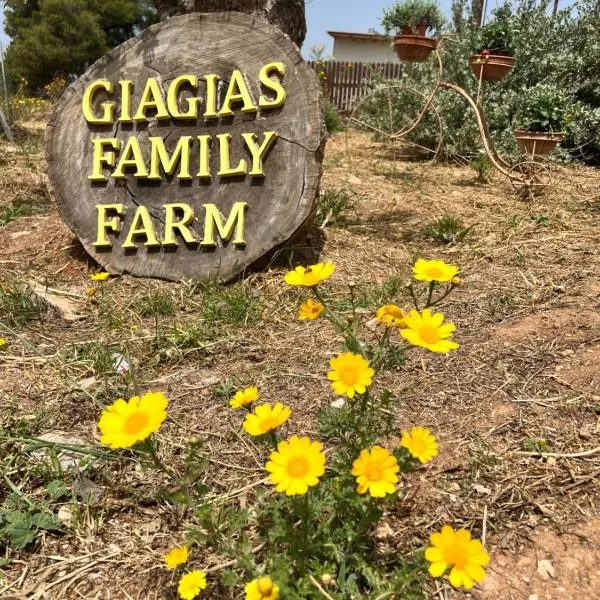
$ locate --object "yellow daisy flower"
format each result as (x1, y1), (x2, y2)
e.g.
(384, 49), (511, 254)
(245, 576), (280, 600)
(351, 446), (399, 497)
(401, 426), (439, 463)
(178, 570), (207, 600)
(412, 259), (459, 283)
(327, 352), (374, 398)
(265, 435), (326, 496)
(400, 309), (459, 353)
(243, 403), (291, 436)
(229, 387), (259, 409)
(90, 272), (110, 282)
(0, 338), (6, 347)
(425, 525), (490, 590)
(164, 546), (189, 570)
(376, 304), (406, 328)
(298, 298), (324, 320)
(98, 391), (168, 449)
(284, 262), (335, 287)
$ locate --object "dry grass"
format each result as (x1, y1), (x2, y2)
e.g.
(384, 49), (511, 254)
(1, 127), (600, 599)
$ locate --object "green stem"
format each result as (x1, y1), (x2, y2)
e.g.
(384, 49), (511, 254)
(428, 283), (455, 308)
(0, 433), (119, 461)
(140, 438), (177, 478)
(406, 284), (420, 311)
(425, 281), (435, 308)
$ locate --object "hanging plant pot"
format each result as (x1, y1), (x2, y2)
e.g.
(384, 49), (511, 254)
(393, 35), (438, 62)
(514, 130), (564, 156)
(469, 54), (515, 81)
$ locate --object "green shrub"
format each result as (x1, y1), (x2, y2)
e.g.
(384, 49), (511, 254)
(323, 101), (344, 134)
(381, 0), (446, 35)
(516, 84), (567, 132)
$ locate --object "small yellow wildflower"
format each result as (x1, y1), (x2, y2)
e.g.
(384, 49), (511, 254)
(265, 435), (326, 496)
(229, 387), (259, 409)
(245, 575), (280, 600)
(425, 525), (490, 590)
(412, 259), (459, 283)
(164, 546), (189, 570)
(90, 272), (110, 282)
(352, 446), (399, 497)
(401, 426), (439, 463)
(98, 391), (168, 449)
(284, 262), (335, 287)
(86, 287), (96, 298)
(243, 403), (291, 436)
(298, 298), (324, 320)
(0, 338), (6, 348)
(400, 309), (459, 353)
(327, 352), (374, 398)
(178, 570), (207, 599)
(376, 304), (405, 328)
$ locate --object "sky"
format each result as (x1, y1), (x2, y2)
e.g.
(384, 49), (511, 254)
(0, 1), (574, 57)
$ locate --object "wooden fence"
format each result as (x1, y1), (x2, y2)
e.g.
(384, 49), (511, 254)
(307, 60), (403, 112)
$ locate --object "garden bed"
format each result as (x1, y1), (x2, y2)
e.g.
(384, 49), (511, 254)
(1, 127), (600, 598)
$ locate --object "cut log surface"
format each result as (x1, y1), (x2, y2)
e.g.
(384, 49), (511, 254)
(45, 12), (324, 282)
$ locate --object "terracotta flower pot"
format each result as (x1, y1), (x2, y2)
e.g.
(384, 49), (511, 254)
(393, 35), (438, 62)
(415, 23), (428, 36)
(469, 54), (515, 81)
(514, 130), (564, 156)
(401, 25), (413, 35)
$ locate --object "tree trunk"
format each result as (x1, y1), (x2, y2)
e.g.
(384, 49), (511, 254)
(153, 0), (307, 48)
(471, 0), (485, 27)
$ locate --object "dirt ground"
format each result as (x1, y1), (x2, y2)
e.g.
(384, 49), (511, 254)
(1, 127), (600, 599)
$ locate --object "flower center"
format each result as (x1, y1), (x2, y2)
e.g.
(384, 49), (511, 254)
(443, 543), (469, 569)
(426, 267), (444, 279)
(260, 417), (278, 432)
(420, 325), (440, 344)
(287, 456), (309, 478)
(340, 367), (359, 385)
(124, 412), (149, 435)
(364, 461), (384, 481)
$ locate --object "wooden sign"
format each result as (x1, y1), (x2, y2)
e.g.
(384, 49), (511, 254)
(46, 13), (325, 281)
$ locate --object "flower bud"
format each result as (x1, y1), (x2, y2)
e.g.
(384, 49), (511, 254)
(451, 276), (461, 286)
(257, 576), (274, 595)
(321, 573), (334, 586)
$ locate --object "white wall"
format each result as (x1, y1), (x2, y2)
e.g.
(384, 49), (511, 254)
(332, 38), (399, 63)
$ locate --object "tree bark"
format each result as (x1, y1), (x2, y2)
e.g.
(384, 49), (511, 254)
(153, 0), (307, 48)
(471, 0), (485, 27)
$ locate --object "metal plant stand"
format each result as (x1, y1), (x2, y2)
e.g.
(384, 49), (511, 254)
(346, 46), (553, 198)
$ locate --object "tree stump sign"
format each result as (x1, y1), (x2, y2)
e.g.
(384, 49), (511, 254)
(46, 12), (325, 281)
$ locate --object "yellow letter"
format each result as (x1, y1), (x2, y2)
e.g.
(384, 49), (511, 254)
(197, 135), (212, 179)
(118, 80), (134, 122)
(148, 136), (193, 180)
(167, 75), (201, 119)
(113, 137), (149, 179)
(163, 203), (197, 246)
(94, 203), (125, 247)
(203, 74), (219, 119)
(219, 70), (257, 117)
(201, 202), (248, 247)
(217, 134), (247, 177)
(82, 80), (115, 124)
(122, 206), (160, 249)
(258, 62), (286, 109)
(88, 138), (121, 181)
(133, 78), (170, 121)
(241, 131), (278, 176)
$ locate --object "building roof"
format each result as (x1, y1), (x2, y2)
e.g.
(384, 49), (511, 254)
(327, 31), (389, 42)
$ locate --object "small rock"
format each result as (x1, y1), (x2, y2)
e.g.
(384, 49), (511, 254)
(31, 433), (89, 469)
(528, 595), (539, 600)
(331, 398), (346, 409)
(546, 456), (557, 467)
(57, 506), (73, 526)
(537, 558), (555, 580)
(73, 376), (98, 391)
(473, 483), (492, 495)
(347, 175), (362, 185)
